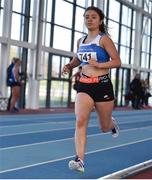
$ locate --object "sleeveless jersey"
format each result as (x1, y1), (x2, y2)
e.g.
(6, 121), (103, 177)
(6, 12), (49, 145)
(6, 63), (18, 86)
(77, 32), (110, 66)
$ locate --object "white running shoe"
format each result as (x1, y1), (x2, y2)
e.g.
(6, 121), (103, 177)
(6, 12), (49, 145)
(68, 156), (84, 173)
(111, 117), (119, 138)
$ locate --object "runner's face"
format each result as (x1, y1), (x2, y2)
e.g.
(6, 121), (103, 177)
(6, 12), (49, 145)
(16, 60), (21, 66)
(84, 10), (101, 31)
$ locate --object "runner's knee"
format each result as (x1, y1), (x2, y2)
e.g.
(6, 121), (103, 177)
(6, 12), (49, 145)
(76, 116), (88, 129)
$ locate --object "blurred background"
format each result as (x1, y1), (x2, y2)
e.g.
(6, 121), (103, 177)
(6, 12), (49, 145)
(0, 0), (152, 109)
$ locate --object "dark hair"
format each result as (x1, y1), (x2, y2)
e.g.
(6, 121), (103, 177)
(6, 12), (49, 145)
(12, 57), (21, 64)
(84, 6), (107, 33)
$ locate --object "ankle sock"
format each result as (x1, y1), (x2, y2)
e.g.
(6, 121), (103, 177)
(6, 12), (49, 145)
(111, 127), (116, 133)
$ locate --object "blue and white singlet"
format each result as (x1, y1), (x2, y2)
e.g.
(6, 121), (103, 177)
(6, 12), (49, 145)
(77, 32), (110, 66)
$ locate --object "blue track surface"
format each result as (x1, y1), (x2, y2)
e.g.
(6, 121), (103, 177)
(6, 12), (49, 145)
(0, 110), (152, 179)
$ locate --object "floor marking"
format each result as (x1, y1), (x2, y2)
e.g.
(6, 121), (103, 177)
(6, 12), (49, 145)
(0, 137), (152, 174)
(0, 116), (152, 137)
(99, 159), (152, 179)
(1, 125), (152, 150)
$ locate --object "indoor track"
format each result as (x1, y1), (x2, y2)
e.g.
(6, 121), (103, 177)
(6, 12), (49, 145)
(0, 109), (152, 179)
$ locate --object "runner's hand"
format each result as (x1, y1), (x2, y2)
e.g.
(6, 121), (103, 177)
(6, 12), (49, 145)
(62, 64), (71, 74)
(88, 59), (99, 67)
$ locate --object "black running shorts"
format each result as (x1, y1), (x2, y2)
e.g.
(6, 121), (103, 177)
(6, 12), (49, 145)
(77, 75), (114, 102)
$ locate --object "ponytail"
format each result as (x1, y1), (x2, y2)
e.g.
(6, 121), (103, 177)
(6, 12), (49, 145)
(99, 22), (107, 33)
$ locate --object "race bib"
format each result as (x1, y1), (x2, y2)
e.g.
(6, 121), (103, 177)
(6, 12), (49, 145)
(77, 52), (97, 62)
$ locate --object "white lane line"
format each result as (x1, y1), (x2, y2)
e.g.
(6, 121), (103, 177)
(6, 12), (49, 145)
(99, 159), (152, 179)
(0, 121), (76, 136)
(0, 113), (151, 129)
(0, 137), (152, 174)
(0, 117), (75, 123)
(0, 118), (152, 137)
(0, 114), (77, 123)
(0, 126), (75, 137)
(0, 118), (98, 128)
(0, 114), (151, 127)
(0, 110), (151, 123)
(1, 126), (152, 151)
(0, 124), (97, 137)
(0, 113), (76, 121)
(0, 120), (73, 128)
